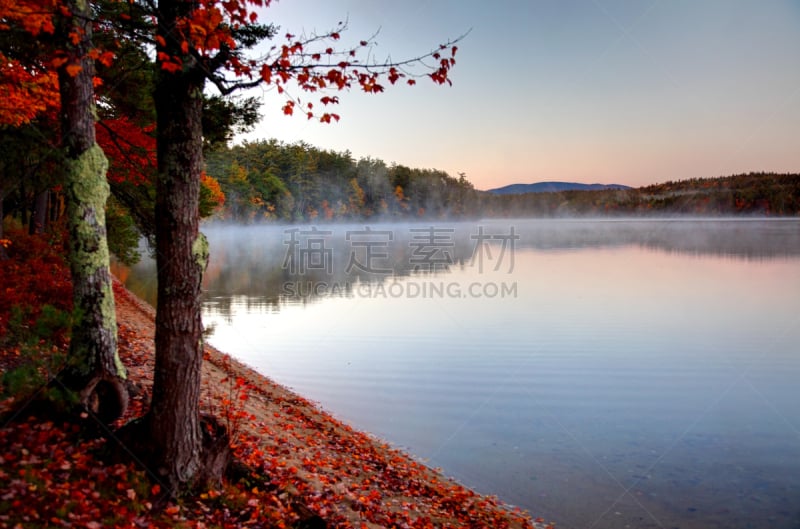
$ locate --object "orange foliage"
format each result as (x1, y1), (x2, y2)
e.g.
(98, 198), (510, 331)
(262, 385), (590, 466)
(0, 0), (119, 126)
(0, 0), (57, 36)
(0, 53), (59, 126)
(201, 172), (226, 210)
(394, 185), (409, 210)
(320, 199), (334, 220)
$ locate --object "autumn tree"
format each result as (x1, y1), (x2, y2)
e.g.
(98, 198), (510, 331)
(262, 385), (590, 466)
(54, 0), (129, 419)
(118, 0), (460, 493)
(0, 0), (129, 417)
(93, 19), (253, 245)
(0, 1), (60, 258)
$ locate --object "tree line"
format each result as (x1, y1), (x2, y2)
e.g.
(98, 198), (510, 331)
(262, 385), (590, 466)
(481, 172), (800, 217)
(204, 142), (800, 222)
(205, 139), (479, 222)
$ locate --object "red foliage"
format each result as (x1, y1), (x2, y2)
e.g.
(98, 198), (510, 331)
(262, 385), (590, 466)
(153, 0), (459, 123)
(0, 0), (57, 37)
(0, 0), (120, 126)
(0, 228), (72, 338)
(96, 117), (157, 186)
(0, 418), (157, 528)
(0, 53), (60, 127)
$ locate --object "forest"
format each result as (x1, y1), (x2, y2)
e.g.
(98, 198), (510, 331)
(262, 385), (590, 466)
(204, 140), (478, 223)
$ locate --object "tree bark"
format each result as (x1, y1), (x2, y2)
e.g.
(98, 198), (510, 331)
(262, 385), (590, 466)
(56, 0), (127, 422)
(145, 0), (219, 493)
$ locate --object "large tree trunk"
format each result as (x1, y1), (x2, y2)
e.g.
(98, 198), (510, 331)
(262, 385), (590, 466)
(142, 0), (227, 494)
(56, 0), (127, 422)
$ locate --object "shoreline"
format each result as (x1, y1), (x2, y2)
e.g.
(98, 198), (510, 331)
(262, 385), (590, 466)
(112, 279), (551, 528)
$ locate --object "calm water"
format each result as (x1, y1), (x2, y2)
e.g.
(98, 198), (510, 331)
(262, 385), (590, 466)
(120, 219), (800, 529)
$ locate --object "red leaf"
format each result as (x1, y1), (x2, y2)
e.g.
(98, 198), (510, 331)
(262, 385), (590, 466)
(260, 64), (272, 84)
(98, 50), (115, 67)
(161, 60), (182, 73)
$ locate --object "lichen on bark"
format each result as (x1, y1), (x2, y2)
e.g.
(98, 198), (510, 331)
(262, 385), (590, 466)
(66, 144), (110, 270)
(192, 232), (209, 355)
(64, 142), (125, 381)
(191, 231), (209, 271)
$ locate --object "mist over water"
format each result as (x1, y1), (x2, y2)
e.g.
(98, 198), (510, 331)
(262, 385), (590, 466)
(117, 219), (800, 529)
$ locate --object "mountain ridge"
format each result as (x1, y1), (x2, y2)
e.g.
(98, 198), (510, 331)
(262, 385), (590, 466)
(487, 181), (632, 195)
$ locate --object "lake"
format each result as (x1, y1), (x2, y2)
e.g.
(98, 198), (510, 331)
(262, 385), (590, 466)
(119, 219), (800, 529)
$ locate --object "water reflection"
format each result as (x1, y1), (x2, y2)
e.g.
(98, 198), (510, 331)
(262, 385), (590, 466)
(213, 219), (799, 313)
(203, 223), (479, 316)
(113, 219), (800, 313)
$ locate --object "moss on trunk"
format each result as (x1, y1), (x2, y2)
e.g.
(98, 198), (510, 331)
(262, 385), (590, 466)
(63, 143), (125, 381)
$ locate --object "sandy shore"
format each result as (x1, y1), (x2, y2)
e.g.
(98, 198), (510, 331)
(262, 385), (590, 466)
(112, 280), (551, 529)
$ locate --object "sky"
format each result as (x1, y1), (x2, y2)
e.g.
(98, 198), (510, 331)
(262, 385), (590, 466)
(238, 1), (800, 191)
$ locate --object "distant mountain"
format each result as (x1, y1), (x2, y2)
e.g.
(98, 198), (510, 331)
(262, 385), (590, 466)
(487, 181), (632, 195)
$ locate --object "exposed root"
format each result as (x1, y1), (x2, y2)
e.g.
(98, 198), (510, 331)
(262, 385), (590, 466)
(81, 374), (129, 423)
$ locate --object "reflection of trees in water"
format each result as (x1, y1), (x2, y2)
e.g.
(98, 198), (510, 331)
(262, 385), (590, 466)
(201, 224), (478, 318)
(117, 220), (800, 317)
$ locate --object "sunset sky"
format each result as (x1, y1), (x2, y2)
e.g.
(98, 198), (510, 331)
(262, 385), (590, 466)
(240, 1), (800, 191)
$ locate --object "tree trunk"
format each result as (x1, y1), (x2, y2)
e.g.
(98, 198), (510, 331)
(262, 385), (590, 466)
(49, 188), (63, 225)
(144, 0), (220, 493)
(29, 188), (49, 235)
(19, 178), (29, 229)
(56, 0), (127, 422)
